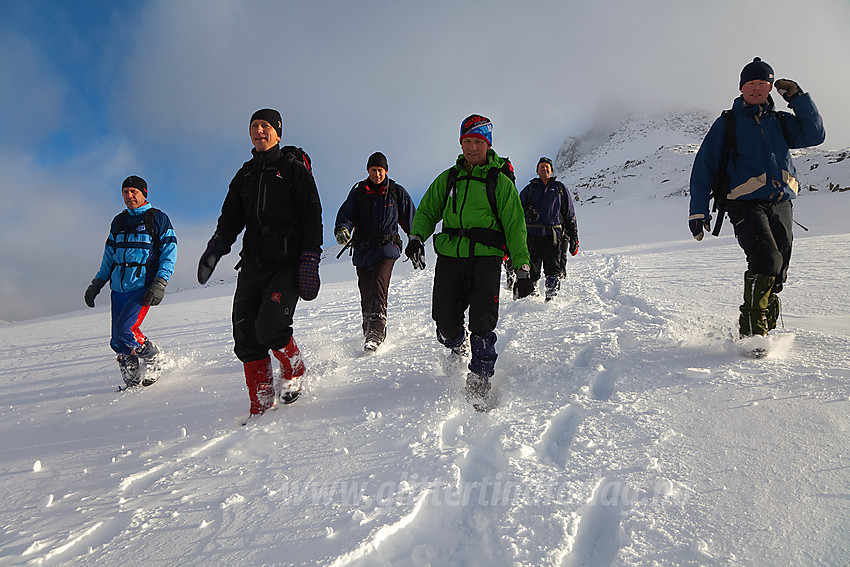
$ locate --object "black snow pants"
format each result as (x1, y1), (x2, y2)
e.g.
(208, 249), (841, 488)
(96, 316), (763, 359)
(232, 266), (299, 362)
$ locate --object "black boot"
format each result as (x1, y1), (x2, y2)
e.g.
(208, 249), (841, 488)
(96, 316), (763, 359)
(739, 271), (775, 337)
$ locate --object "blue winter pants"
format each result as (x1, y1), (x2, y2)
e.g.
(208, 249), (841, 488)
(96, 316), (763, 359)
(110, 288), (149, 355)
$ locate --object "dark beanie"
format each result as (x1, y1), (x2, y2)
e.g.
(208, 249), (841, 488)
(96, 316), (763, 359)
(740, 57), (774, 88)
(250, 108), (283, 138)
(366, 151), (388, 171)
(538, 157), (553, 167)
(122, 175), (147, 197)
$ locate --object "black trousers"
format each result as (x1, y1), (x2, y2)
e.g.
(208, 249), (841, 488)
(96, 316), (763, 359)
(727, 199), (793, 282)
(432, 255), (501, 339)
(527, 233), (561, 283)
(232, 267), (299, 362)
(357, 258), (395, 341)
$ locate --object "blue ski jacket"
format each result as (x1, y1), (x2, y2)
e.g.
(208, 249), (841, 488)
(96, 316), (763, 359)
(689, 93), (825, 221)
(335, 179), (415, 268)
(519, 177), (577, 239)
(95, 203), (178, 292)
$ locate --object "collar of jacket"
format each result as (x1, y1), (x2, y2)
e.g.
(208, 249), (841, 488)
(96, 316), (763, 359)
(456, 148), (498, 173)
(251, 145), (282, 171)
(125, 202), (152, 215)
(734, 94), (776, 116)
(365, 178), (388, 195)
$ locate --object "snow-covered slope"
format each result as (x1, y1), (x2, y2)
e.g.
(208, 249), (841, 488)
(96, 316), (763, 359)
(556, 110), (850, 204)
(1, 116), (848, 566)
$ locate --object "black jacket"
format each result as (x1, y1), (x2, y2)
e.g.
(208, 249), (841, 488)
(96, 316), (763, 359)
(215, 145), (323, 271)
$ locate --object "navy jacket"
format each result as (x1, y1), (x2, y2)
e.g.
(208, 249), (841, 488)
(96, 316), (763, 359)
(519, 177), (578, 239)
(690, 93), (825, 221)
(335, 179), (415, 268)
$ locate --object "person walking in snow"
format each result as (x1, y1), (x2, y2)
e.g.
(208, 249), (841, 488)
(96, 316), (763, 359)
(84, 175), (177, 389)
(689, 58), (825, 338)
(405, 114), (531, 409)
(519, 157), (579, 301)
(196, 108), (323, 422)
(334, 152), (416, 352)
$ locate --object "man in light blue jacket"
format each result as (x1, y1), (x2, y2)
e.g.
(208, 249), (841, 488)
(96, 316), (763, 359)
(85, 176), (178, 388)
(689, 57), (825, 337)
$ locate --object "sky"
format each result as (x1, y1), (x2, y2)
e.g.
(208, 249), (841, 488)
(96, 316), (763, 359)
(2, 0), (850, 321)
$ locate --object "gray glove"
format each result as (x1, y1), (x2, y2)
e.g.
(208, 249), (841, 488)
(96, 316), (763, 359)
(84, 278), (107, 308)
(335, 226), (351, 246)
(774, 79), (801, 103)
(143, 277), (167, 306)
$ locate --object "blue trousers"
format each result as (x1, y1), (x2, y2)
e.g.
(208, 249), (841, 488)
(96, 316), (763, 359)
(110, 288), (149, 355)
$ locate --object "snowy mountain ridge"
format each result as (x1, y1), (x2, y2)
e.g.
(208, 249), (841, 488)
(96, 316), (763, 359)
(556, 109), (850, 204)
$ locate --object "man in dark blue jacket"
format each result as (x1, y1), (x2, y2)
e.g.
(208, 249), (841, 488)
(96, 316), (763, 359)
(519, 157), (578, 301)
(335, 152), (416, 351)
(689, 58), (825, 337)
(84, 176), (178, 388)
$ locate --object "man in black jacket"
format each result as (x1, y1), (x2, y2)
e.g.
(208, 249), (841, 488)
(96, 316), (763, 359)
(198, 108), (323, 423)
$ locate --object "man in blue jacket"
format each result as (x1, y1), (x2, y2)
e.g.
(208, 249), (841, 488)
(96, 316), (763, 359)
(689, 58), (825, 337)
(520, 157), (578, 301)
(335, 152), (416, 352)
(85, 176), (178, 388)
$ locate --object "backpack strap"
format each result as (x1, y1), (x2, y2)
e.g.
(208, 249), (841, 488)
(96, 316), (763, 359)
(711, 110), (736, 236)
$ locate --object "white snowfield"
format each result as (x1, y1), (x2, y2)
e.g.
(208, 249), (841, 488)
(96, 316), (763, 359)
(1, 112), (848, 565)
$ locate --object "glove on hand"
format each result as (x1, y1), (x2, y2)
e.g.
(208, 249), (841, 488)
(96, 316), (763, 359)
(298, 251), (321, 300)
(513, 264), (535, 299)
(335, 226), (351, 246)
(569, 237), (579, 256)
(405, 236), (425, 270)
(774, 79), (801, 103)
(84, 278), (107, 308)
(143, 277), (168, 306)
(689, 217), (711, 241)
(198, 236), (226, 285)
(524, 206), (539, 222)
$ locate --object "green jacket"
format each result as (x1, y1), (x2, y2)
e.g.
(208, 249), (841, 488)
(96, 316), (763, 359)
(411, 149), (530, 267)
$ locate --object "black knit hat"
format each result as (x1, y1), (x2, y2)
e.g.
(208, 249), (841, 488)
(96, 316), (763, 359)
(250, 108), (283, 138)
(740, 57), (774, 88)
(538, 157), (553, 167)
(122, 175), (147, 197)
(366, 151), (388, 171)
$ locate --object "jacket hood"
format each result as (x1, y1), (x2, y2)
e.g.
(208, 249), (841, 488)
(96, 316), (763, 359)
(455, 148), (504, 172)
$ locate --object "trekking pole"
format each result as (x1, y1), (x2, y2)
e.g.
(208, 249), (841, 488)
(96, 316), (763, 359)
(336, 228), (355, 259)
(793, 219), (809, 232)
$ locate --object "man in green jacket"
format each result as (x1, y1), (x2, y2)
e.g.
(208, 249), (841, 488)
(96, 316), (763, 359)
(405, 114), (531, 409)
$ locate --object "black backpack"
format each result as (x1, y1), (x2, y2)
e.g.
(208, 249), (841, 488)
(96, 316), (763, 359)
(281, 145), (312, 171)
(441, 158), (516, 251)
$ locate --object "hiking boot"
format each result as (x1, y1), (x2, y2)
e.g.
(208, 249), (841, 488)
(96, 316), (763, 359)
(117, 354), (141, 388)
(544, 275), (560, 302)
(465, 372), (493, 412)
(364, 338), (380, 352)
(136, 339), (161, 386)
(243, 358), (275, 415)
(273, 336), (305, 405)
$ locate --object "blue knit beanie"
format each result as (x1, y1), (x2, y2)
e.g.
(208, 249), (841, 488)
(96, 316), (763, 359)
(459, 114), (493, 146)
(740, 57), (774, 88)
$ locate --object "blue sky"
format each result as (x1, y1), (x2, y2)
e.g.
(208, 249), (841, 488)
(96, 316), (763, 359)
(2, 0), (849, 321)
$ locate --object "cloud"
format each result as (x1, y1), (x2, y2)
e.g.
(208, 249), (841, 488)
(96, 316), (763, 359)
(1, 0), (849, 320)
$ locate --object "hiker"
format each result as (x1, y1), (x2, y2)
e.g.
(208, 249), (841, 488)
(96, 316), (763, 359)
(405, 114), (531, 409)
(84, 176), (177, 388)
(334, 152), (416, 352)
(519, 157), (579, 301)
(689, 58), (825, 337)
(197, 108), (323, 422)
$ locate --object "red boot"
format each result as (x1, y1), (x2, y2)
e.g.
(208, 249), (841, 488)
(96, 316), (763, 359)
(243, 357), (275, 416)
(273, 336), (305, 404)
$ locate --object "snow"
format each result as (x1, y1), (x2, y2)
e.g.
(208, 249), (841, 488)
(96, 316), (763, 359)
(1, 118), (849, 565)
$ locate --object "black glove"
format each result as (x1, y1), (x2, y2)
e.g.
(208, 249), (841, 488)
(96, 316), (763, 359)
(143, 277), (168, 306)
(198, 236), (226, 285)
(689, 217), (711, 241)
(524, 206), (539, 222)
(513, 264), (535, 299)
(335, 226), (351, 246)
(84, 278), (107, 308)
(405, 236), (425, 270)
(569, 237), (579, 256)
(774, 79), (801, 103)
